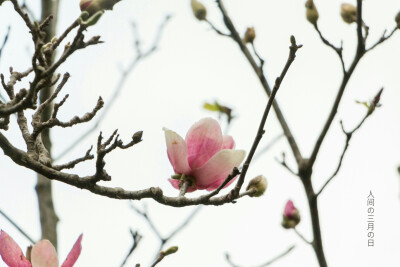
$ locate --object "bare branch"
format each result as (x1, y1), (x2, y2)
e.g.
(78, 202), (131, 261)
(52, 146), (94, 171)
(230, 36), (302, 198)
(54, 15), (172, 160)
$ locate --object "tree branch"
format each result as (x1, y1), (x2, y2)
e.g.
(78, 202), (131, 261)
(214, 0), (303, 164)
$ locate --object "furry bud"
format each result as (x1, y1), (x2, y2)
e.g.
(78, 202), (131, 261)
(341, 3), (357, 24)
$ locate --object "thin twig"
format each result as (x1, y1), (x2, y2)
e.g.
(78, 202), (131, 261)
(294, 228), (312, 245)
(252, 134), (284, 163)
(313, 23), (345, 74)
(120, 229), (142, 267)
(275, 152), (297, 176)
(0, 26), (11, 63)
(256, 245), (296, 267)
(231, 36), (302, 197)
(130, 203), (200, 264)
(225, 245), (296, 267)
(214, 0), (303, 164)
(315, 89), (382, 197)
(366, 27), (398, 52)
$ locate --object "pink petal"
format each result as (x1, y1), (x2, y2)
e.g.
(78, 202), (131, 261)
(61, 234), (83, 267)
(193, 149), (245, 188)
(0, 230), (31, 267)
(31, 240), (59, 267)
(168, 179), (197, 192)
(221, 135), (235, 149)
(284, 200), (295, 218)
(203, 174), (238, 191)
(185, 118), (223, 169)
(163, 128), (191, 174)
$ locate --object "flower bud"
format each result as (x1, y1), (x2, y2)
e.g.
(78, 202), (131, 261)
(305, 0), (319, 25)
(162, 246), (179, 256)
(395, 11), (400, 28)
(281, 200), (301, 229)
(341, 3), (357, 24)
(80, 0), (121, 16)
(243, 27), (256, 44)
(246, 175), (267, 197)
(191, 0), (207, 21)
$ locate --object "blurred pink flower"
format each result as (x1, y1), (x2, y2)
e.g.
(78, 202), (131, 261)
(0, 230), (82, 267)
(284, 200), (296, 219)
(164, 118), (245, 192)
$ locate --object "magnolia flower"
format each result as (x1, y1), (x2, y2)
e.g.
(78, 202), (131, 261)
(282, 200), (301, 229)
(0, 230), (82, 267)
(164, 118), (245, 192)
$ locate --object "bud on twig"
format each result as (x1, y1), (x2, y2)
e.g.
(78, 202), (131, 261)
(191, 0), (207, 21)
(246, 175), (267, 197)
(281, 200), (301, 229)
(162, 246), (179, 256)
(341, 3), (357, 24)
(243, 27), (256, 44)
(305, 0), (319, 25)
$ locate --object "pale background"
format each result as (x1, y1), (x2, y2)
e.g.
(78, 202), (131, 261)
(0, 0), (399, 266)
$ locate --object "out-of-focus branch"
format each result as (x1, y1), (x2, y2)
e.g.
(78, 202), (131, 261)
(225, 245), (296, 267)
(130, 203), (201, 263)
(126, 203), (201, 267)
(251, 134), (283, 163)
(0, 208), (36, 244)
(275, 152), (297, 176)
(294, 228), (312, 245)
(0, 26), (10, 65)
(120, 229), (142, 267)
(54, 15), (172, 161)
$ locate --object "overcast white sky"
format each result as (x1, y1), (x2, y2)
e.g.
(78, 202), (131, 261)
(1, 0), (400, 266)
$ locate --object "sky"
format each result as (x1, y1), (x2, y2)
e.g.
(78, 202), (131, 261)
(0, 0), (400, 266)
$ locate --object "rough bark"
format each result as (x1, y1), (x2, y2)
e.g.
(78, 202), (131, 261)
(36, 0), (60, 248)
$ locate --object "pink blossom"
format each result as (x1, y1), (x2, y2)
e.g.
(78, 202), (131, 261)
(284, 200), (296, 219)
(0, 230), (82, 267)
(164, 118), (245, 192)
